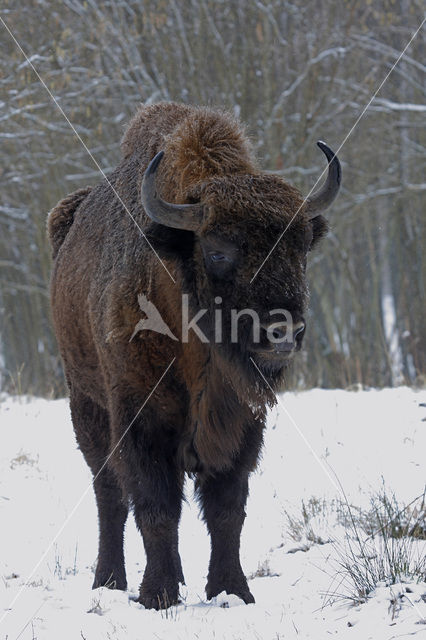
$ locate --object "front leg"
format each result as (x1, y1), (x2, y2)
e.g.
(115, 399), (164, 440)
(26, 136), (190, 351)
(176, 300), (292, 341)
(137, 511), (184, 610)
(110, 400), (185, 610)
(131, 460), (184, 609)
(196, 468), (254, 604)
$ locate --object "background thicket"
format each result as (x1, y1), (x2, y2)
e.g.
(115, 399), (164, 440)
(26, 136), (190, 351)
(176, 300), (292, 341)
(0, 0), (425, 395)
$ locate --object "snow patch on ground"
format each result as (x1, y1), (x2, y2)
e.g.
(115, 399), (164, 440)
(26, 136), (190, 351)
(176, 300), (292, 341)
(1, 387), (425, 638)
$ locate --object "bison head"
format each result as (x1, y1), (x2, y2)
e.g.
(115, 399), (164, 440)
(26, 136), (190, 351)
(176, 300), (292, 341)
(142, 143), (341, 380)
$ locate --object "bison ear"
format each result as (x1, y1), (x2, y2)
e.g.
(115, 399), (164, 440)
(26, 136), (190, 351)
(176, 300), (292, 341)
(144, 221), (195, 260)
(309, 214), (329, 250)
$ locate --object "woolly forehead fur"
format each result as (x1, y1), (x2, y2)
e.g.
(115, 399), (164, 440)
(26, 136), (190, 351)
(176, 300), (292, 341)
(191, 175), (307, 239)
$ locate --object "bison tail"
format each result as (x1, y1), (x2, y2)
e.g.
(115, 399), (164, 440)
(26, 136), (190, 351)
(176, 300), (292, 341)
(47, 187), (92, 259)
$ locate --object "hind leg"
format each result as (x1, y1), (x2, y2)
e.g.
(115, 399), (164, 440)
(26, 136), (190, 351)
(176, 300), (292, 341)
(69, 387), (128, 590)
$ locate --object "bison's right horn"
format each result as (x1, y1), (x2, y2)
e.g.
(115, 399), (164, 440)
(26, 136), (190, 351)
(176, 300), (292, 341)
(304, 141), (342, 219)
(141, 151), (204, 232)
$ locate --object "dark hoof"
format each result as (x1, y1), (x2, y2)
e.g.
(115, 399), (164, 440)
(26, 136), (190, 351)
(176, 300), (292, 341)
(138, 573), (181, 610)
(138, 586), (180, 610)
(206, 580), (255, 605)
(93, 568), (127, 591)
(241, 589), (255, 605)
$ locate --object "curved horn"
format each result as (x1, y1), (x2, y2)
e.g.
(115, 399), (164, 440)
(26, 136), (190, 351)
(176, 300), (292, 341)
(141, 151), (204, 232)
(305, 141), (342, 219)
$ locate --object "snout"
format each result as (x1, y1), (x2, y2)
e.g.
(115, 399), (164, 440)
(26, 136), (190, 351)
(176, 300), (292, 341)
(251, 319), (306, 358)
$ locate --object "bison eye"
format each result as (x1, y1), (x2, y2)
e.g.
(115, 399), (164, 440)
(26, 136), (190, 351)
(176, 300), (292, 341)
(200, 234), (238, 277)
(209, 252), (228, 263)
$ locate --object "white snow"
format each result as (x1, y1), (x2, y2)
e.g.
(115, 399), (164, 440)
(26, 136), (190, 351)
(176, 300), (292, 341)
(1, 387), (425, 639)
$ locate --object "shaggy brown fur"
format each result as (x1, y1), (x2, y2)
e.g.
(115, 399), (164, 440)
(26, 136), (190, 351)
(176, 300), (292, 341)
(48, 102), (329, 609)
(48, 186), (92, 258)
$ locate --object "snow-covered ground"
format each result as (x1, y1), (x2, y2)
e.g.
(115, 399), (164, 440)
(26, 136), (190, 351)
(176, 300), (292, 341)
(1, 387), (425, 639)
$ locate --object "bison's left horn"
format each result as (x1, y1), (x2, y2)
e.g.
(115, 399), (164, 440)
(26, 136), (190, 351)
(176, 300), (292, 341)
(304, 141), (341, 219)
(141, 151), (204, 232)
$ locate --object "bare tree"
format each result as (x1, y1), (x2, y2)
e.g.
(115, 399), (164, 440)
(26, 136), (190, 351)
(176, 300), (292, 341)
(0, 0), (425, 394)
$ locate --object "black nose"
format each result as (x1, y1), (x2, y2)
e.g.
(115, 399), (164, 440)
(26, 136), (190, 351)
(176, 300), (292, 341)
(271, 326), (286, 341)
(263, 321), (305, 342)
(259, 320), (306, 352)
(293, 321), (305, 341)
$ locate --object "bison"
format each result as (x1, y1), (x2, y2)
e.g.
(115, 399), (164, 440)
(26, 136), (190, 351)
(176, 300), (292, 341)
(48, 102), (341, 609)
